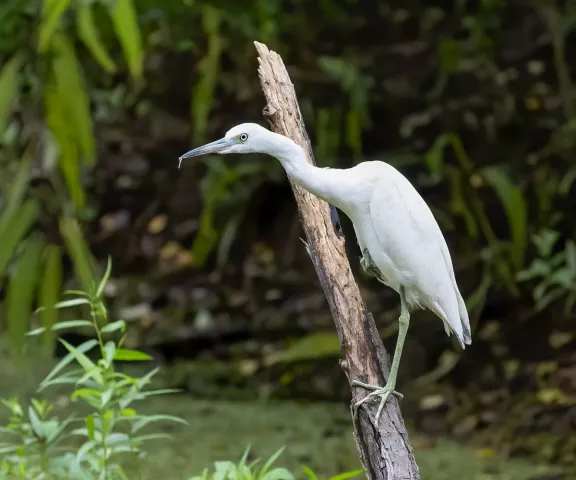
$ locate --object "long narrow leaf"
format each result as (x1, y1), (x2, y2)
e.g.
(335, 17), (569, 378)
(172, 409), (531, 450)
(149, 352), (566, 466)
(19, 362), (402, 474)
(110, 0), (143, 79)
(258, 446), (285, 479)
(330, 470), (365, 480)
(96, 256), (112, 298)
(45, 88), (85, 207)
(0, 53), (24, 136)
(0, 199), (39, 276)
(35, 297), (90, 313)
(59, 338), (103, 384)
(26, 320), (93, 336)
(483, 166), (528, 270)
(38, 0), (72, 52)
(113, 348), (152, 361)
(77, 3), (117, 73)
(190, 6), (221, 144)
(302, 466), (319, 480)
(40, 340), (98, 388)
(38, 244), (62, 356)
(50, 32), (95, 164)
(7, 235), (45, 362)
(130, 414), (188, 433)
(60, 217), (95, 292)
(0, 155), (31, 235)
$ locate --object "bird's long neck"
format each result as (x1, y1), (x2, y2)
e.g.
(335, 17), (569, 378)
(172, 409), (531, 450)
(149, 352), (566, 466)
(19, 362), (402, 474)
(267, 134), (339, 204)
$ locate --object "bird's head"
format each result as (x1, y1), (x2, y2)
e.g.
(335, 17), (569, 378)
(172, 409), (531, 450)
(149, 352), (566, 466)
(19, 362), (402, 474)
(178, 123), (278, 166)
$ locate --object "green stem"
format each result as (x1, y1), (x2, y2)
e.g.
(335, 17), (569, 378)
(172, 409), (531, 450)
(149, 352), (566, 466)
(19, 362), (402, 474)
(91, 297), (108, 477)
(90, 303), (105, 357)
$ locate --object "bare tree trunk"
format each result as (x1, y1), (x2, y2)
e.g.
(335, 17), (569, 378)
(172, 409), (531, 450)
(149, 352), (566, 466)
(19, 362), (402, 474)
(253, 42), (420, 480)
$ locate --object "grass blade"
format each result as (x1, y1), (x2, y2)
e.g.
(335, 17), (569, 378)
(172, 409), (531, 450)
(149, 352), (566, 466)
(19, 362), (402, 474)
(38, 0), (72, 52)
(40, 339), (98, 389)
(59, 338), (104, 384)
(96, 256), (112, 298)
(38, 244), (62, 356)
(330, 470), (365, 480)
(483, 166), (528, 270)
(27, 320), (93, 336)
(0, 53), (24, 136)
(7, 235), (45, 363)
(60, 216), (95, 293)
(113, 349), (152, 361)
(0, 155), (31, 235)
(0, 199), (39, 276)
(110, 0), (143, 79)
(50, 32), (95, 164)
(77, 2), (117, 73)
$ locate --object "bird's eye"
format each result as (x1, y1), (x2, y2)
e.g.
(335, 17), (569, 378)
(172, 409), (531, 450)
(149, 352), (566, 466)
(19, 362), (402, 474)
(239, 133), (248, 142)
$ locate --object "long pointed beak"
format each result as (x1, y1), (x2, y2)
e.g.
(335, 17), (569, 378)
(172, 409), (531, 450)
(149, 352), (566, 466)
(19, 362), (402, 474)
(178, 137), (235, 168)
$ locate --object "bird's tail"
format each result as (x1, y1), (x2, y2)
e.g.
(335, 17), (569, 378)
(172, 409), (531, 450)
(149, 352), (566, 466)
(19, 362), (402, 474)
(455, 288), (472, 346)
(429, 279), (471, 350)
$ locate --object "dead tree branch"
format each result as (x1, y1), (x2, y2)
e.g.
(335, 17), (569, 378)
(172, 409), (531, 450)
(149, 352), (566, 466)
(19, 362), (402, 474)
(253, 41), (420, 480)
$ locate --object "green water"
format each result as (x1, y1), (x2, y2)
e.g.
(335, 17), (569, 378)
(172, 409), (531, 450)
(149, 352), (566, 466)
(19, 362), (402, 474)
(131, 396), (553, 480)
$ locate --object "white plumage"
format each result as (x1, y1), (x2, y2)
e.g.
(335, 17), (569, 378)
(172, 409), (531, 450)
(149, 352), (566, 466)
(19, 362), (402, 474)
(179, 122), (472, 421)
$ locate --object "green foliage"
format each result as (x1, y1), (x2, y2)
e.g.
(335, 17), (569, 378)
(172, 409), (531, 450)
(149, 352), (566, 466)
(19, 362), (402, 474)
(517, 229), (576, 316)
(111, 0), (144, 79)
(431, 0), (503, 98)
(0, 396), (75, 477)
(39, 245), (63, 357)
(189, 158), (281, 268)
(189, 447), (294, 480)
(1, 258), (186, 479)
(77, 2), (117, 74)
(189, 446), (363, 480)
(425, 132), (524, 296)
(0, 0), (145, 364)
(0, 52), (24, 135)
(191, 5), (222, 145)
(317, 56), (373, 159)
(6, 234), (45, 363)
(302, 465), (364, 480)
(482, 166), (528, 271)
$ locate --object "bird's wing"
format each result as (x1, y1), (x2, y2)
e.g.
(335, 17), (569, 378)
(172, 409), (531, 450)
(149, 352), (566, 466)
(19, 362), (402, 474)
(368, 164), (470, 346)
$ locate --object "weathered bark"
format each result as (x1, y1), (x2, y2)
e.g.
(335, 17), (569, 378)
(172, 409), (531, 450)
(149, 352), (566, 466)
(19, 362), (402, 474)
(253, 41), (420, 480)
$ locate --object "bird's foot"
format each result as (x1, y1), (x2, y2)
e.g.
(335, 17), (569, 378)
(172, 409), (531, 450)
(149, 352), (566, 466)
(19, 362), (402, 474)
(352, 380), (403, 424)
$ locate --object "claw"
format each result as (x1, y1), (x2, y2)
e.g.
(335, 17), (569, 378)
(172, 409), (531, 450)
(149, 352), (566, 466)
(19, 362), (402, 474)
(352, 380), (403, 425)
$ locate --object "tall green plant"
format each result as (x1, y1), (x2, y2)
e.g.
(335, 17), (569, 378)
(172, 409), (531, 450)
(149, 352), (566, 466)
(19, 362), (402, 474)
(425, 132), (526, 296)
(0, 0), (144, 362)
(1, 258), (186, 478)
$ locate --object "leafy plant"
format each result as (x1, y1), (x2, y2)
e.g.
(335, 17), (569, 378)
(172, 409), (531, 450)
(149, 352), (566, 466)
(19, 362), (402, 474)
(189, 446), (364, 480)
(189, 158), (281, 268)
(1, 258), (186, 478)
(517, 229), (576, 315)
(0, 396), (74, 478)
(303, 466), (364, 480)
(0, 0), (144, 362)
(317, 55), (373, 159)
(425, 132), (525, 296)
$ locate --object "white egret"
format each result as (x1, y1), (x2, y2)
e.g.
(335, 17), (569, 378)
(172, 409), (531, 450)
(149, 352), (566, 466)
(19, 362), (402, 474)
(179, 123), (472, 422)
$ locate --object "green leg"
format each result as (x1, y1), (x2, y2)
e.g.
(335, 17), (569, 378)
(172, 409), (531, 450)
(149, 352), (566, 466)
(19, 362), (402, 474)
(352, 287), (410, 424)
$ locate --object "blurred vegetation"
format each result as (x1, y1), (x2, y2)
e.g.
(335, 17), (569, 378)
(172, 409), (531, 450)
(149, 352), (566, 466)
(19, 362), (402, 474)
(1, 0), (576, 475)
(1, 260), (187, 478)
(0, 0), (144, 365)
